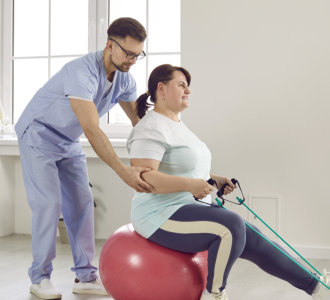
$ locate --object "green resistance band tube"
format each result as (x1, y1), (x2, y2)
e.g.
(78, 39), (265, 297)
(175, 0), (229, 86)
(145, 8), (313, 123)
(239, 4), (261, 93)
(215, 197), (330, 290)
(236, 197), (322, 276)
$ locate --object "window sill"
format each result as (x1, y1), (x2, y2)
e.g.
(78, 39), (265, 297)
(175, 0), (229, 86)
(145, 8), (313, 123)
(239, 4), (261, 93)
(0, 134), (129, 158)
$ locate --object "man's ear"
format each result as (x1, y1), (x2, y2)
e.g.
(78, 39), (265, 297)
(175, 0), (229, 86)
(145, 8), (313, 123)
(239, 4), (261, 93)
(106, 39), (114, 53)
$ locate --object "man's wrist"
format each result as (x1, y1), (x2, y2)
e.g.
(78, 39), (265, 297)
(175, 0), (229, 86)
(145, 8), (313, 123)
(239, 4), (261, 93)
(111, 157), (126, 174)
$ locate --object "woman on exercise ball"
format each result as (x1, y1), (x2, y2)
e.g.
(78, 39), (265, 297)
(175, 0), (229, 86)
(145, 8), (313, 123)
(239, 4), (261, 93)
(127, 64), (329, 300)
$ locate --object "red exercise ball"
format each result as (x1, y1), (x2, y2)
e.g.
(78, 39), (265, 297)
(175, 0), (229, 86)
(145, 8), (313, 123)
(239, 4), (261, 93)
(99, 224), (208, 300)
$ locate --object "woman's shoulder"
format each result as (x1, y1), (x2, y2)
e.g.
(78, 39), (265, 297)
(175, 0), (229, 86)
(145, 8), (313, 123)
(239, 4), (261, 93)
(128, 111), (170, 142)
(135, 111), (166, 131)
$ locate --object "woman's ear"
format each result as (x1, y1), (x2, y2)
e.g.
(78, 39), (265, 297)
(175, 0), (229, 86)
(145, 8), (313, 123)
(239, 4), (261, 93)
(157, 82), (166, 99)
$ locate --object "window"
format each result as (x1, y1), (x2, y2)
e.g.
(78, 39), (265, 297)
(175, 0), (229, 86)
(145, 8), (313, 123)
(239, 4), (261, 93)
(1, 0), (181, 137)
(108, 0), (181, 124)
(12, 0), (89, 123)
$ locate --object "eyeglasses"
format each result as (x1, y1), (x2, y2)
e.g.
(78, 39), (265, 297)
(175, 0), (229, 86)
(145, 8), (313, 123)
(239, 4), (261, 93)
(109, 38), (146, 60)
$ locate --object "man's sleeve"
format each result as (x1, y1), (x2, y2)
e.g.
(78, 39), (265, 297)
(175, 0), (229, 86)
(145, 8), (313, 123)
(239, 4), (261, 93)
(63, 61), (98, 102)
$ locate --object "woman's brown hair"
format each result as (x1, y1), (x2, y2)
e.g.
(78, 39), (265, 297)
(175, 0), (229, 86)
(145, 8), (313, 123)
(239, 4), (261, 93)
(136, 64), (191, 119)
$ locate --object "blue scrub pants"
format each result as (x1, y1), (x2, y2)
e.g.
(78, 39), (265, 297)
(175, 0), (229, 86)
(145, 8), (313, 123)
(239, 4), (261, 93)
(18, 141), (98, 284)
(149, 204), (317, 295)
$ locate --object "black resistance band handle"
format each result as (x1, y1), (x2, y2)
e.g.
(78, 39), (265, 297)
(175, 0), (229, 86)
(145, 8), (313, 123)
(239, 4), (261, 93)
(193, 178), (217, 200)
(217, 178), (238, 197)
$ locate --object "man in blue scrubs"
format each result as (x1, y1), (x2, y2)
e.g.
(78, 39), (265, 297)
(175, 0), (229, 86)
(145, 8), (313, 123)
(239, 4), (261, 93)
(15, 17), (151, 299)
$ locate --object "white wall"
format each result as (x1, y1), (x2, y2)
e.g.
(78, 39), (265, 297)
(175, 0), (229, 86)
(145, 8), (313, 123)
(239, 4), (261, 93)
(0, 0), (2, 94)
(0, 0), (2, 95)
(0, 156), (15, 236)
(0, 3), (15, 237)
(181, 0), (330, 252)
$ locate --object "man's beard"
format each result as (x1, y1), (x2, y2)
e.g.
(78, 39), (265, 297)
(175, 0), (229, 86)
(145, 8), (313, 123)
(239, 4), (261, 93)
(112, 60), (132, 72)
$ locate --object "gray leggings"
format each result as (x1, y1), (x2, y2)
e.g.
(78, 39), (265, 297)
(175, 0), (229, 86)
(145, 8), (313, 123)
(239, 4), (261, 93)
(148, 204), (317, 295)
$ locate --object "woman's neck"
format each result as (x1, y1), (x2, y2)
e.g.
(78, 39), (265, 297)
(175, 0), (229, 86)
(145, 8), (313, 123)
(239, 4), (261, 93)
(153, 107), (180, 122)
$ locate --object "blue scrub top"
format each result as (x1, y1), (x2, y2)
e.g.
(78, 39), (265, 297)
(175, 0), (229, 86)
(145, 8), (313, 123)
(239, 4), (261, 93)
(15, 50), (136, 153)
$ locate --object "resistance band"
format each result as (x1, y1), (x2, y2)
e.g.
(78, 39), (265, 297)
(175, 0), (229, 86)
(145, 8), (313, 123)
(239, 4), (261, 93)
(198, 178), (330, 290)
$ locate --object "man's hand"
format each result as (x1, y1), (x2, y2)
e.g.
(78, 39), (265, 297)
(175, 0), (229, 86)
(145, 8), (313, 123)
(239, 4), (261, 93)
(120, 165), (153, 193)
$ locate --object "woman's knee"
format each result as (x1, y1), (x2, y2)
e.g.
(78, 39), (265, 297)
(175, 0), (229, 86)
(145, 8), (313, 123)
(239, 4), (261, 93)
(212, 211), (246, 251)
(225, 212), (246, 240)
(223, 213), (246, 255)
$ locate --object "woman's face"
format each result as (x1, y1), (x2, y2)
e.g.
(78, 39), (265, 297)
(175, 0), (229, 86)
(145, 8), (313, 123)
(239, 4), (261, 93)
(162, 71), (190, 113)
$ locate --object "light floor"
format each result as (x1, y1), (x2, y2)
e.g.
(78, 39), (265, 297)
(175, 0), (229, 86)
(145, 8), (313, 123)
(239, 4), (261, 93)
(0, 234), (328, 300)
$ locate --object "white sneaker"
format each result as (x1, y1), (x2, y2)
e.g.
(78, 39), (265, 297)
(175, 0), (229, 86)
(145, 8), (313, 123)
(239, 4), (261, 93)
(312, 269), (330, 300)
(72, 278), (109, 296)
(30, 278), (62, 299)
(200, 289), (229, 300)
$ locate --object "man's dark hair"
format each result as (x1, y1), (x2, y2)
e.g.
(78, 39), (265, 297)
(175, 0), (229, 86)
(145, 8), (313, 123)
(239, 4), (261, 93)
(107, 17), (147, 42)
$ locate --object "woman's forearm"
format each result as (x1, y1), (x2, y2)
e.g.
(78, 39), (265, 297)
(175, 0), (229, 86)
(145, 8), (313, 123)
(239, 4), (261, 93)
(141, 170), (191, 194)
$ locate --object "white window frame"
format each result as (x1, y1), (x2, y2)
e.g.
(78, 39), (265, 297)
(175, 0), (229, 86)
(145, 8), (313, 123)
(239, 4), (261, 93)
(1, 0), (181, 138)
(1, 0), (98, 130)
(1, 0), (13, 123)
